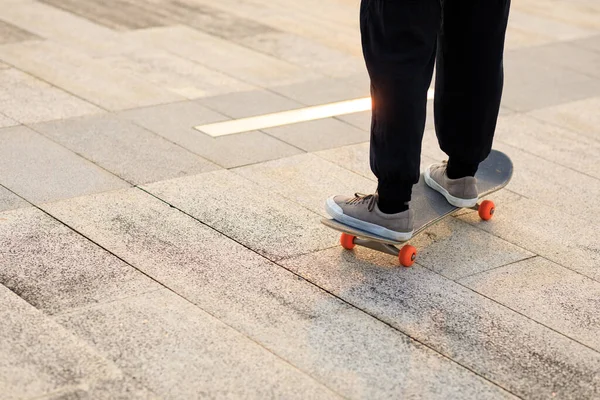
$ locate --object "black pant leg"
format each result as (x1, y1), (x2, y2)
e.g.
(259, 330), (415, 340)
(361, 0), (441, 203)
(434, 0), (511, 168)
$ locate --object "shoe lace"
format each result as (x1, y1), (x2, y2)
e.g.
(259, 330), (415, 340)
(345, 193), (377, 212)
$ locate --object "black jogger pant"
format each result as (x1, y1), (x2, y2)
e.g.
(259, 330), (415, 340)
(361, 0), (511, 204)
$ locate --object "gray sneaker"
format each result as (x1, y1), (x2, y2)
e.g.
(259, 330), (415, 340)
(325, 193), (414, 241)
(424, 162), (478, 207)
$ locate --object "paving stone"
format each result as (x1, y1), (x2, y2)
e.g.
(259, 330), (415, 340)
(142, 170), (336, 260)
(0, 207), (160, 315)
(495, 114), (600, 176)
(0, 284), (134, 400)
(315, 142), (439, 182)
(573, 34), (600, 54)
(0, 186), (28, 212)
(0, 20), (39, 44)
(56, 289), (339, 399)
(489, 142), (599, 221)
(31, 114), (219, 185)
(1, 41), (184, 111)
(37, 376), (159, 400)
(0, 112), (18, 128)
(513, 1), (600, 32)
(270, 77), (368, 106)
(0, 61), (10, 69)
(502, 48), (600, 111)
(521, 42), (600, 79)
(42, 188), (514, 399)
(101, 49), (255, 99)
(233, 153), (375, 217)
(197, 89), (303, 118)
(0, 0), (142, 57)
(40, 0), (172, 30)
(458, 197), (600, 283)
(127, 25), (321, 87)
(160, 0), (276, 40)
(528, 96), (600, 141)
(281, 249), (600, 399)
(264, 117), (369, 152)
(505, 9), (598, 50)
(408, 217), (534, 280)
(459, 257), (600, 352)
(239, 32), (365, 78)
(0, 69), (101, 124)
(0, 126), (129, 203)
(118, 101), (302, 168)
(336, 111), (371, 132)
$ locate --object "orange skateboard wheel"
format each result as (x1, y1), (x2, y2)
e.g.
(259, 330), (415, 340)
(399, 245), (417, 267)
(340, 233), (356, 250)
(478, 200), (495, 221)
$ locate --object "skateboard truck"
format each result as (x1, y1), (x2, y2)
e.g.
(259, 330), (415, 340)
(335, 199), (497, 268)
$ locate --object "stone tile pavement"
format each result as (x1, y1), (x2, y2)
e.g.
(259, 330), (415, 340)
(1, 0), (599, 398)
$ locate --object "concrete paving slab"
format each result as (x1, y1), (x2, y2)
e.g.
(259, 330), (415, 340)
(40, 0), (171, 30)
(42, 188), (514, 399)
(458, 197), (600, 282)
(495, 114), (600, 176)
(0, 186), (28, 213)
(0, 126), (129, 203)
(31, 114), (219, 185)
(143, 170), (336, 260)
(0, 207), (160, 315)
(0, 284), (132, 400)
(233, 153), (375, 217)
(56, 289), (340, 399)
(522, 42), (600, 79)
(528, 96), (600, 141)
(336, 111), (371, 132)
(239, 32), (365, 78)
(0, 20), (39, 44)
(0, 0), (142, 57)
(573, 34), (600, 54)
(281, 249), (600, 399)
(408, 217), (534, 280)
(514, 1), (600, 32)
(127, 25), (321, 87)
(101, 49), (255, 99)
(118, 101), (302, 168)
(37, 376), (158, 400)
(197, 89), (303, 118)
(0, 112), (18, 128)
(491, 142), (599, 221)
(459, 257), (600, 352)
(502, 48), (600, 111)
(271, 77), (368, 106)
(0, 68), (101, 124)
(264, 117), (369, 152)
(315, 142), (439, 182)
(0, 41), (183, 111)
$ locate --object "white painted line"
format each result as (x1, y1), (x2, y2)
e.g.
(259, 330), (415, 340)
(196, 89), (434, 137)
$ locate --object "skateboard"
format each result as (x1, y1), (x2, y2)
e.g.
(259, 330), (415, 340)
(321, 150), (513, 267)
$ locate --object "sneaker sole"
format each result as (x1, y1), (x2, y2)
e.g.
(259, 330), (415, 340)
(424, 168), (478, 208)
(325, 197), (413, 242)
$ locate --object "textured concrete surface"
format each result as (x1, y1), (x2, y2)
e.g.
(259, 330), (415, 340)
(42, 188), (514, 399)
(56, 289), (339, 399)
(143, 170), (336, 260)
(460, 257), (600, 352)
(1, 0), (600, 398)
(0, 126), (129, 203)
(31, 114), (219, 185)
(281, 249), (600, 399)
(0, 207), (159, 315)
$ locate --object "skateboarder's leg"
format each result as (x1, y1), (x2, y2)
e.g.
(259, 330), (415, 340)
(433, 0), (511, 178)
(362, 0), (441, 213)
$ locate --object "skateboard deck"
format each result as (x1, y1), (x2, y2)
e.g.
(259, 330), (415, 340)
(321, 149), (513, 266)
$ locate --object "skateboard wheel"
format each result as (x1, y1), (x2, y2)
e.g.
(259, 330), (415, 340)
(340, 233), (356, 250)
(399, 245), (417, 267)
(478, 200), (495, 221)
